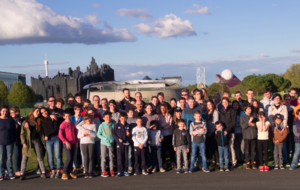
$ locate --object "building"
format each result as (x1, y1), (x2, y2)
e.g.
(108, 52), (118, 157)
(216, 69), (241, 88)
(0, 71), (26, 90)
(31, 57), (114, 101)
(161, 76), (182, 86)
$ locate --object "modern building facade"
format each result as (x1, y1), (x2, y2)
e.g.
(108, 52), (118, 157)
(0, 71), (26, 90)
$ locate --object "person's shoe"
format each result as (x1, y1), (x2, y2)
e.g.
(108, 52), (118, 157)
(225, 167), (230, 172)
(252, 162), (257, 169)
(280, 165), (285, 170)
(20, 175), (26, 180)
(209, 162), (216, 168)
(260, 166), (264, 172)
(134, 171), (139, 176)
(184, 168), (189, 173)
(14, 172), (21, 176)
(246, 162), (251, 170)
(69, 173), (77, 179)
(176, 169), (181, 174)
(271, 162), (275, 167)
(203, 167), (210, 173)
(160, 168), (165, 173)
(274, 165), (279, 170)
(230, 164), (236, 170)
(219, 166), (224, 172)
(50, 171), (55, 178)
(124, 171), (130, 176)
(142, 170), (148, 175)
(89, 172), (93, 178)
(55, 171), (61, 179)
(264, 166), (269, 171)
(215, 164), (220, 170)
(116, 172), (122, 177)
(84, 173), (89, 178)
(189, 167), (194, 173)
(290, 164), (296, 170)
(110, 171), (115, 177)
(286, 163), (291, 167)
(0, 176), (4, 181)
(152, 168), (156, 173)
(41, 173), (47, 178)
(128, 167), (133, 174)
(36, 169), (41, 175)
(101, 171), (109, 178)
(61, 174), (68, 180)
(72, 168), (78, 174)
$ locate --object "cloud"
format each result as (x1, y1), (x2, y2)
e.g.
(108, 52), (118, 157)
(132, 14), (196, 39)
(92, 3), (107, 9)
(290, 48), (300, 53)
(202, 31), (212, 35)
(246, 69), (260, 72)
(260, 53), (270, 57)
(85, 15), (100, 24)
(185, 4), (211, 14)
(1, 62), (69, 68)
(0, 0), (136, 45)
(116, 8), (153, 21)
(124, 71), (152, 77)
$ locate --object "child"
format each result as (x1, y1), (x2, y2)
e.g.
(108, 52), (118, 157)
(58, 111), (79, 180)
(173, 119), (190, 174)
(132, 116), (148, 176)
(240, 102), (258, 170)
(215, 121), (230, 171)
(148, 120), (165, 173)
(189, 110), (209, 173)
(112, 112), (131, 177)
(290, 109), (300, 170)
(126, 107), (136, 174)
(109, 100), (120, 124)
(97, 112), (115, 177)
(77, 114), (96, 178)
(56, 98), (65, 109)
(256, 112), (270, 172)
(269, 114), (288, 169)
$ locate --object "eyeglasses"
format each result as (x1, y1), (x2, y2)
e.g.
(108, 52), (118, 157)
(49, 100), (55, 102)
(182, 94), (188, 96)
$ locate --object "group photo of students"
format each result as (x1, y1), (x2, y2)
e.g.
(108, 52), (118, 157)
(1, 87), (300, 181)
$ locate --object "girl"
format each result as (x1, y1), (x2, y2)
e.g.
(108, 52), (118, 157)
(256, 112), (270, 171)
(77, 114), (96, 178)
(232, 100), (244, 165)
(20, 108), (47, 180)
(108, 100), (120, 124)
(252, 99), (264, 117)
(201, 88), (209, 101)
(170, 107), (183, 134)
(151, 96), (159, 114)
(0, 105), (17, 180)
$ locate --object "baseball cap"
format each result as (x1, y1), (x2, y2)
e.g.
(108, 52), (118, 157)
(175, 107), (182, 112)
(274, 114), (283, 120)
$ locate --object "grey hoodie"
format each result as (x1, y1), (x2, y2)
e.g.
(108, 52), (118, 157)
(189, 121), (207, 142)
(260, 97), (274, 116)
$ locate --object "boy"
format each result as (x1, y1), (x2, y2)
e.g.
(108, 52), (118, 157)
(240, 102), (258, 170)
(56, 98), (65, 109)
(173, 119), (190, 174)
(97, 112), (115, 177)
(80, 99), (99, 119)
(290, 109), (300, 170)
(215, 121), (230, 171)
(58, 111), (78, 180)
(148, 121), (165, 173)
(189, 110), (209, 173)
(132, 117), (148, 175)
(193, 88), (203, 106)
(270, 114), (288, 169)
(126, 108), (136, 174)
(75, 93), (83, 106)
(112, 112), (131, 177)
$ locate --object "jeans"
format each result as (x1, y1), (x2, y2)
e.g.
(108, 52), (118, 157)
(94, 141), (101, 171)
(46, 136), (62, 170)
(291, 143), (300, 166)
(0, 144), (14, 177)
(176, 145), (188, 170)
(283, 139), (288, 163)
(101, 144), (114, 171)
(63, 143), (76, 174)
(218, 146), (229, 168)
(13, 143), (22, 172)
(190, 142), (207, 169)
(274, 144), (283, 166)
(128, 142), (135, 168)
(150, 146), (162, 169)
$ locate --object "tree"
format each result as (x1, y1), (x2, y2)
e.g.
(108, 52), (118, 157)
(7, 81), (36, 107)
(206, 82), (230, 96)
(0, 80), (9, 103)
(284, 63), (300, 89)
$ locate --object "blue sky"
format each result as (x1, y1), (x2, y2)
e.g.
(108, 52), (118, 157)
(0, 0), (300, 86)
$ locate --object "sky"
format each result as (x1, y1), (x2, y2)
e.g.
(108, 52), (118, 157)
(0, 0), (300, 86)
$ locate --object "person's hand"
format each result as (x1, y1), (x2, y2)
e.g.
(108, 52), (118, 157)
(174, 147), (177, 151)
(192, 131), (198, 136)
(119, 139), (123, 143)
(224, 131), (228, 135)
(83, 129), (89, 136)
(249, 117), (253, 122)
(76, 143), (78, 149)
(44, 136), (48, 141)
(139, 144), (143, 149)
(23, 144), (27, 148)
(24, 122), (29, 129)
(159, 138), (162, 142)
(66, 142), (71, 150)
(187, 149), (189, 153)
(215, 130), (217, 135)
(50, 115), (57, 121)
(126, 130), (130, 136)
(200, 128), (205, 132)
(275, 140), (279, 143)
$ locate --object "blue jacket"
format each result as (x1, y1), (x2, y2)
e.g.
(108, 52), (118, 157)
(181, 105), (205, 130)
(70, 115), (82, 125)
(112, 122), (131, 145)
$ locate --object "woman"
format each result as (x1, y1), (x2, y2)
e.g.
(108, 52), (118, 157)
(9, 107), (24, 177)
(232, 100), (244, 165)
(0, 105), (17, 180)
(151, 96), (159, 114)
(252, 99), (264, 117)
(201, 88), (209, 101)
(108, 100), (120, 124)
(170, 107), (183, 134)
(205, 100), (219, 169)
(41, 107), (61, 179)
(168, 98), (177, 117)
(158, 104), (175, 169)
(20, 108), (47, 180)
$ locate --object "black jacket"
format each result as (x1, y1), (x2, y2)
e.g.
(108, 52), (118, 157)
(170, 120), (179, 134)
(112, 122), (131, 145)
(219, 106), (236, 134)
(13, 116), (25, 145)
(215, 130), (229, 147)
(172, 128), (190, 147)
(42, 117), (60, 138)
(120, 97), (135, 111)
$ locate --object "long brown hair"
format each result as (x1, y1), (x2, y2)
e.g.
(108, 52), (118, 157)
(173, 110), (182, 123)
(252, 99), (262, 114)
(206, 99), (215, 121)
(158, 104), (169, 116)
(201, 88), (209, 101)
(27, 107), (42, 133)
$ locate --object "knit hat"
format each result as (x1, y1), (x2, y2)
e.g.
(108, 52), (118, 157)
(175, 107), (182, 112)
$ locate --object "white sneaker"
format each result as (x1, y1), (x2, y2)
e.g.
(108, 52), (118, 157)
(152, 168), (156, 173)
(128, 167), (133, 174)
(160, 168), (165, 173)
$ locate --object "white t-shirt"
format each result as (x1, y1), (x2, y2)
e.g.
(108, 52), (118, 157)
(132, 127), (148, 147)
(256, 121), (270, 140)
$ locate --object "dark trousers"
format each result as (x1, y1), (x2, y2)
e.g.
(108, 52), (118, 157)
(287, 132), (295, 157)
(150, 146), (163, 169)
(13, 143), (22, 172)
(63, 143), (76, 174)
(81, 144), (95, 173)
(258, 140), (269, 166)
(206, 134), (219, 163)
(162, 135), (175, 164)
(116, 143), (129, 173)
(244, 139), (256, 163)
(134, 147), (146, 171)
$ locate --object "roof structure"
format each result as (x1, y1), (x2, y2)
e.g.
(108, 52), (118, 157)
(216, 74), (241, 88)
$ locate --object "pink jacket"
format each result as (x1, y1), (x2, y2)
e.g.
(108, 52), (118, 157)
(58, 121), (78, 144)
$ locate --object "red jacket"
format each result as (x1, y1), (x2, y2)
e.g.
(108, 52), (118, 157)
(58, 121), (78, 144)
(80, 109), (99, 119)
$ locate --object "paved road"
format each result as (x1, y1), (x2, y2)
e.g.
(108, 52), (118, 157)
(1, 169), (300, 190)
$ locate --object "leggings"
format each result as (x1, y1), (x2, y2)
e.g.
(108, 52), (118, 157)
(81, 144), (95, 173)
(258, 140), (268, 166)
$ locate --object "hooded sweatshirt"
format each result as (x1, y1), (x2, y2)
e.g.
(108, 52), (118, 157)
(142, 113), (160, 129)
(215, 129), (229, 147)
(260, 96), (274, 116)
(240, 113), (258, 140)
(189, 121), (207, 143)
(148, 129), (164, 146)
(97, 122), (115, 146)
(112, 122), (131, 145)
(181, 105), (205, 130)
(173, 128), (190, 147)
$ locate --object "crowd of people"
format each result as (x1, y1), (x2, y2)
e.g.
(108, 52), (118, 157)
(1, 87), (300, 181)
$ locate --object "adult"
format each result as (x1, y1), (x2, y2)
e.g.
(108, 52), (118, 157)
(41, 107), (61, 179)
(214, 93), (221, 107)
(235, 91), (245, 106)
(246, 89), (254, 105)
(120, 88), (134, 111)
(177, 89), (189, 108)
(134, 100), (144, 118)
(284, 94), (295, 166)
(135, 92), (146, 107)
(193, 88), (204, 106)
(48, 96), (63, 119)
(182, 96), (205, 131)
(293, 95), (300, 117)
(217, 92), (231, 111)
(98, 98), (109, 118)
(260, 88), (274, 117)
(157, 92), (171, 110)
(205, 100), (220, 169)
(289, 88), (298, 106)
(92, 95), (101, 116)
(232, 100), (244, 165)
(65, 96), (76, 116)
(170, 107), (182, 134)
(80, 99), (99, 119)
(56, 98), (64, 109)
(0, 105), (17, 180)
(168, 98), (177, 117)
(151, 96), (159, 114)
(252, 99), (264, 117)
(218, 97), (237, 169)
(179, 97), (186, 111)
(201, 88), (209, 101)
(74, 92), (83, 106)
(108, 100), (120, 124)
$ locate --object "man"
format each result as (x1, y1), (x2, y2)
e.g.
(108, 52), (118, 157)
(214, 93), (221, 107)
(284, 94), (295, 166)
(64, 96), (76, 116)
(74, 92), (83, 106)
(193, 88), (204, 106)
(98, 98), (108, 118)
(217, 92), (231, 111)
(134, 100), (144, 118)
(289, 88), (298, 106)
(260, 88), (274, 116)
(179, 97), (186, 111)
(47, 96), (63, 119)
(181, 96), (205, 130)
(157, 92), (171, 110)
(234, 91), (245, 106)
(120, 88), (134, 111)
(177, 89), (189, 108)
(80, 99), (100, 119)
(246, 89), (254, 104)
(135, 92), (146, 107)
